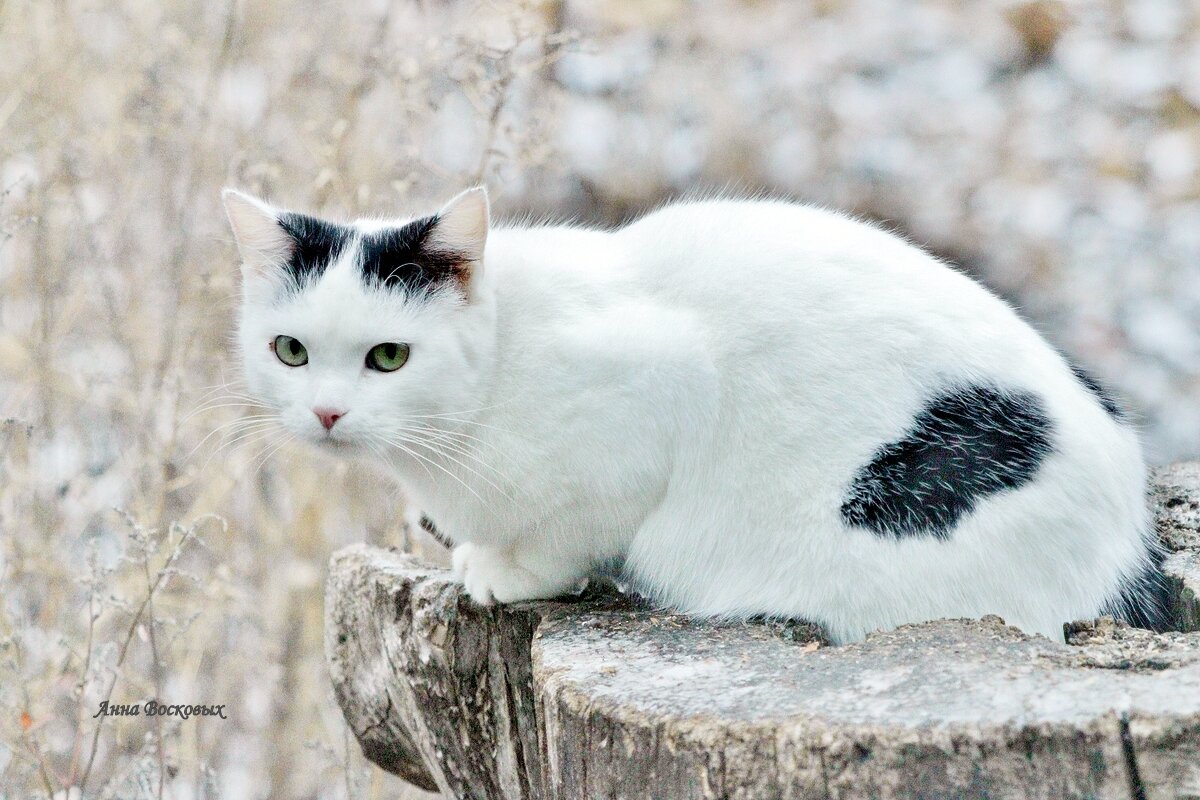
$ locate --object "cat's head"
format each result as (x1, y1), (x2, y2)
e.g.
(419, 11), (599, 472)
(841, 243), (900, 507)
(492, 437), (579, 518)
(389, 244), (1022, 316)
(222, 187), (493, 457)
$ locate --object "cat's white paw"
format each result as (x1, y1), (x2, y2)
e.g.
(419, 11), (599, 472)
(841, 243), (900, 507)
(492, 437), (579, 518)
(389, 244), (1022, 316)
(451, 543), (557, 605)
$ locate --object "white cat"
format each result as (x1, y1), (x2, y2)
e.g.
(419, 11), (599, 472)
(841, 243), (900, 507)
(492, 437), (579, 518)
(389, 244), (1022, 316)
(223, 187), (1169, 643)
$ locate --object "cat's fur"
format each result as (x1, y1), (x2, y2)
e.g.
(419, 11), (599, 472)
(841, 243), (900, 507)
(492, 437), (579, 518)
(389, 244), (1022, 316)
(223, 187), (1171, 643)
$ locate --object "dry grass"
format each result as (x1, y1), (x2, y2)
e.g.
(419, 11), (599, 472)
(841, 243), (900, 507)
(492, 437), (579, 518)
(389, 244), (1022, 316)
(0, 1), (572, 796)
(2, 0), (1197, 797)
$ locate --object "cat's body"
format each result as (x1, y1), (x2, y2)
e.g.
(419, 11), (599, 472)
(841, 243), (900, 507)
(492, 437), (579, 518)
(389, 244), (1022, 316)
(224, 188), (1169, 643)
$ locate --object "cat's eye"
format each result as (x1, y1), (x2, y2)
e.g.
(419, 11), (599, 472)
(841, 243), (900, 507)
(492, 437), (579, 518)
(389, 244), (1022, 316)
(366, 342), (410, 372)
(273, 335), (308, 367)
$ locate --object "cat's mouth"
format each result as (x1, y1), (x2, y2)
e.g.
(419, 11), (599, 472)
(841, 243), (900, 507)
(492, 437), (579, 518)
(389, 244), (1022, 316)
(313, 434), (358, 452)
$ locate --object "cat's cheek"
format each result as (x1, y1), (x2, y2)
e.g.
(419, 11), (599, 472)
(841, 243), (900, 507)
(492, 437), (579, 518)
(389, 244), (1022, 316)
(237, 342), (280, 402)
(270, 402), (319, 443)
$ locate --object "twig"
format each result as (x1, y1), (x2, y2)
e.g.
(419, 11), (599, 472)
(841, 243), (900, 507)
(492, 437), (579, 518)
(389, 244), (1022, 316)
(78, 521), (199, 794)
(9, 632), (63, 796)
(143, 547), (167, 800)
(65, 583), (98, 787)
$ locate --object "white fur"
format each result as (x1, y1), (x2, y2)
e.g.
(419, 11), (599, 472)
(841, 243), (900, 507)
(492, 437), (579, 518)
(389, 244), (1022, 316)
(228, 190), (1154, 643)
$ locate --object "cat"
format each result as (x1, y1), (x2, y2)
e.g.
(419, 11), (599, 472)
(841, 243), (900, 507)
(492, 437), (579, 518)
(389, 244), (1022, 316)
(222, 186), (1171, 644)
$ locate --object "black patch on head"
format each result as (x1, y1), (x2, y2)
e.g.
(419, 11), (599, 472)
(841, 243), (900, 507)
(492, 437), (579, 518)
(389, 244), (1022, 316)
(841, 385), (1054, 540)
(276, 212), (353, 289)
(1103, 545), (1175, 632)
(359, 215), (470, 296)
(1069, 362), (1125, 421)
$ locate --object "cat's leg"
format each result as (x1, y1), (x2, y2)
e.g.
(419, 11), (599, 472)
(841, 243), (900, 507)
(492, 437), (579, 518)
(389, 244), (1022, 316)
(404, 505), (454, 550)
(451, 540), (586, 605)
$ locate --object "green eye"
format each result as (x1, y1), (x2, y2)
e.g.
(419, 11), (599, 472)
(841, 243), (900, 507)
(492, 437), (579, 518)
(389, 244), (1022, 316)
(366, 342), (410, 372)
(273, 335), (308, 367)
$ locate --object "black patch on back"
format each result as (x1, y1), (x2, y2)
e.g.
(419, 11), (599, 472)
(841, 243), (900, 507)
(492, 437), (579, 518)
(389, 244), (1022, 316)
(276, 212), (353, 289)
(359, 215), (470, 296)
(1104, 545), (1175, 632)
(1069, 362), (1125, 421)
(841, 385), (1053, 540)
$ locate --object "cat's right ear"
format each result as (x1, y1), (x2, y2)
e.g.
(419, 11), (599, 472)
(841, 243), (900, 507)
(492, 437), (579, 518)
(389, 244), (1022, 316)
(222, 188), (292, 288)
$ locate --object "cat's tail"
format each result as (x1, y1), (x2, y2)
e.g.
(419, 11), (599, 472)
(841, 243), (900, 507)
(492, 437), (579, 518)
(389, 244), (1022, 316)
(1102, 537), (1175, 633)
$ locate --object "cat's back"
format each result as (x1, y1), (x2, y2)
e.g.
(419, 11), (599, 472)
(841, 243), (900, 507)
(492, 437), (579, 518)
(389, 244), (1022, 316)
(614, 197), (1051, 380)
(619, 196), (987, 313)
(493, 197), (1122, 452)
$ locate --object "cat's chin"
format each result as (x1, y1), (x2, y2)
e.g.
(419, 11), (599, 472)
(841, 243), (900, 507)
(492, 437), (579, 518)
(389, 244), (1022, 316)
(310, 436), (361, 457)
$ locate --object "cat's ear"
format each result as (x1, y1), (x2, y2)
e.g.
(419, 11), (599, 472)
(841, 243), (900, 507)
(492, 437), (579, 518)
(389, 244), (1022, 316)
(431, 187), (489, 287)
(221, 188), (292, 286)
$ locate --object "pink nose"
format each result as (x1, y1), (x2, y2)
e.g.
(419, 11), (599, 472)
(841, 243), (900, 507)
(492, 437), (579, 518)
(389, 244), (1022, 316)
(314, 408), (345, 431)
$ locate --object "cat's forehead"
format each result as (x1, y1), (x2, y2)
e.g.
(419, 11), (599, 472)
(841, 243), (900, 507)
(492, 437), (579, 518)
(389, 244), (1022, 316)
(260, 257), (438, 347)
(290, 242), (437, 314)
(273, 211), (465, 300)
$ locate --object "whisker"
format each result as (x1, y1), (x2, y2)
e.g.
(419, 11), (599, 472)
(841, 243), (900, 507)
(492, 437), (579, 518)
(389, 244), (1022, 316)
(181, 398), (266, 424)
(189, 380), (254, 402)
(397, 413), (522, 440)
(249, 431), (296, 479)
(385, 431), (514, 501)
(402, 426), (516, 481)
(409, 441), (508, 488)
(368, 431), (435, 483)
(398, 399), (518, 420)
(403, 425), (489, 459)
(185, 379), (259, 402)
(362, 437), (388, 464)
(197, 425), (281, 473)
(185, 415), (279, 461)
(402, 420), (511, 455)
(376, 434), (490, 505)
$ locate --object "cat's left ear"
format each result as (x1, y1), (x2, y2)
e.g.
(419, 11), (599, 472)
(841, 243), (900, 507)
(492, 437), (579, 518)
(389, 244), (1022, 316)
(431, 187), (489, 293)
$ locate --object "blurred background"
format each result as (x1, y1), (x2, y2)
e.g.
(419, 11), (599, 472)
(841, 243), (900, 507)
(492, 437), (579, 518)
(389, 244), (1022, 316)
(0, 0), (1197, 797)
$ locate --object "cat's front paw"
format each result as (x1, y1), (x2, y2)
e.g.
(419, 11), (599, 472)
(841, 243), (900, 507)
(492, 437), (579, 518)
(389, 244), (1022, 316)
(451, 542), (557, 606)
